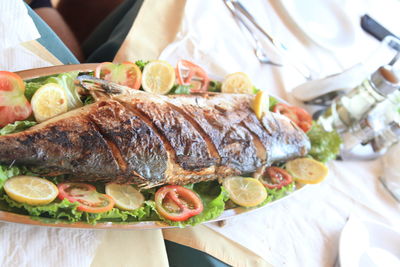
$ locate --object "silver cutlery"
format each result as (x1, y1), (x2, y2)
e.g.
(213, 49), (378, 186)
(224, 1), (282, 67)
(224, 0), (315, 80)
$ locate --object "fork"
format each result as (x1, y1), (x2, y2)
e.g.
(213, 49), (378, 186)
(231, 9), (283, 67)
(224, 0), (315, 81)
(224, 0), (281, 67)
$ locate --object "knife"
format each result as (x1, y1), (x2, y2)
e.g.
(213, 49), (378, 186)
(360, 14), (398, 42)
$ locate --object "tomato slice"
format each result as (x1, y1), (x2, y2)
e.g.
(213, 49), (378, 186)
(95, 61), (142, 89)
(175, 60), (209, 93)
(57, 183), (114, 213)
(0, 71), (32, 127)
(273, 103), (312, 132)
(261, 167), (293, 189)
(291, 106), (312, 132)
(155, 185), (203, 221)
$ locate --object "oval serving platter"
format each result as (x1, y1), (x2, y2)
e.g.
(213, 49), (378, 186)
(0, 64), (307, 229)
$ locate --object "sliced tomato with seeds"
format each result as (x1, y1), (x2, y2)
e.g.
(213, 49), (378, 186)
(176, 60), (209, 93)
(57, 183), (114, 213)
(95, 61), (142, 89)
(155, 185), (203, 221)
(273, 103), (312, 132)
(0, 71), (32, 127)
(291, 106), (312, 132)
(261, 167), (293, 189)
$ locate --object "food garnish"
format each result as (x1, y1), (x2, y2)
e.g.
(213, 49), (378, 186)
(95, 62), (142, 89)
(0, 59), (340, 226)
(141, 60), (175, 94)
(252, 90), (269, 119)
(4, 176), (58, 205)
(57, 183), (115, 213)
(285, 158), (328, 184)
(105, 183), (145, 211)
(31, 83), (68, 123)
(221, 72), (253, 94)
(223, 177), (267, 207)
(307, 122), (342, 163)
(273, 103), (312, 132)
(0, 71), (32, 127)
(155, 185), (203, 221)
(45, 72), (83, 110)
(176, 60), (209, 93)
(260, 167), (293, 189)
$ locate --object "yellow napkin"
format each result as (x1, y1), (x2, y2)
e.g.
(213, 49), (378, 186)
(21, 40), (62, 65)
(163, 225), (272, 267)
(114, 0), (186, 62)
(91, 230), (169, 267)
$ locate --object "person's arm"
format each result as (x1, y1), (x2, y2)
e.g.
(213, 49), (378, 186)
(27, 0), (84, 62)
(34, 7), (84, 62)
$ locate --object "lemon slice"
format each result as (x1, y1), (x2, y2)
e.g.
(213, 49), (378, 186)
(221, 72), (253, 94)
(252, 90), (269, 119)
(223, 177), (267, 207)
(286, 158), (328, 184)
(105, 183), (145, 211)
(31, 83), (68, 123)
(141, 60), (175, 94)
(4, 176), (58, 205)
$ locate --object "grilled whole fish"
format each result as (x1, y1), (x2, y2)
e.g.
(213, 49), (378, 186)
(0, 78), (310, 187)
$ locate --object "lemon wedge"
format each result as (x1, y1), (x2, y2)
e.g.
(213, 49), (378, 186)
(221, 72), (253, 94)
(252, 90), (269, 119)
(105, 183), (145, 211)
(285, 158), (328, 184)
(4, 176), (58, 205)
(31, 83), (68, 123)
(141, 60), (175, 94)
(223, 177), (267, 207)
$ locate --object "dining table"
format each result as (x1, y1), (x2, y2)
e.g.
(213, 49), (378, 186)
(1, 0), (400, 266)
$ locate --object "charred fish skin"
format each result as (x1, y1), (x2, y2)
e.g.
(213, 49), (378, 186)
(167, 94), (262, 174)
(0, 108), (121, 180)
(0, 87), (310, 187)
(0, 101), (169, 185)
(87, 100), (168, 185)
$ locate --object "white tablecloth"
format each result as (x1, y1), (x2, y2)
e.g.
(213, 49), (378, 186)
(1, 0), (400, 266)
(159, 0), (400, 266)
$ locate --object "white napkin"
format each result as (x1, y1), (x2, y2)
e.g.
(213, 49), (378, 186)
(0, 1), (52, 71)
(0, 0), (40, 50)
(0, 2), (100, 267)
(0, 223), (101, 267)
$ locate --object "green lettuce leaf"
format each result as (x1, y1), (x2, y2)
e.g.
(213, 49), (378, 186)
(269, 96), (279, 110)
(0, 189), (156, 224)
(0, 194), (82, 222)
(253, 86), (260, 94)
(208, 80), (222, 92)
(82, 95), (95, 105)
(169, 84), (192, 95)
(82, 201), (156, 224)
(135, 60), (149, 71)
(25, 82), (43, 100)
(0, 165), (26, 190)
(259, 182), (296, 206)
(46, 72), (83, 110)
(0, 121), (36, 135)
(307, 122), (342, 163)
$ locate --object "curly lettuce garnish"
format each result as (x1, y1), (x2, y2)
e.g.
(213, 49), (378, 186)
(307, 122), (342, 163)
